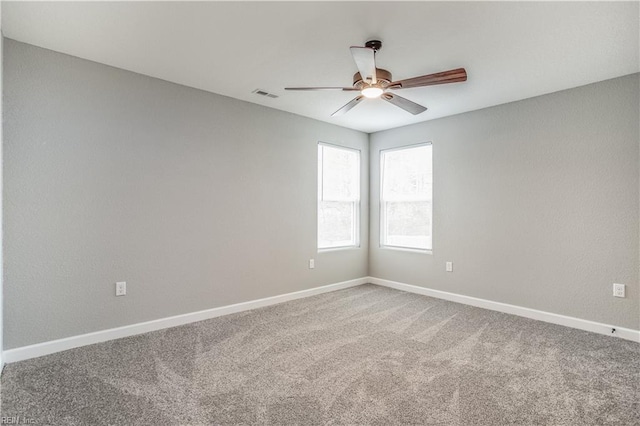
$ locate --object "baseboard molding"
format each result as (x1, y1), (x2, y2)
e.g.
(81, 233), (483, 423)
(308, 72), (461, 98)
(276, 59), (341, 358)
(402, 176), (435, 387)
(5, 276), (637, 364)
(369, 277), (640, 343)
(3, 277), (368, 364)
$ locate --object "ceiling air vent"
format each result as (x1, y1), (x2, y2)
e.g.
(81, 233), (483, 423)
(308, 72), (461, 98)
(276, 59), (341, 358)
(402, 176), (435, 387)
(252, 89), (279, 99)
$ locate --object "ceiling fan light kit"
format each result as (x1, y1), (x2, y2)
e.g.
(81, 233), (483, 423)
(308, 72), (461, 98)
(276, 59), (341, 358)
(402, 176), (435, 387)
(285, 40), (467, 117)
(361, 86), (383, 98)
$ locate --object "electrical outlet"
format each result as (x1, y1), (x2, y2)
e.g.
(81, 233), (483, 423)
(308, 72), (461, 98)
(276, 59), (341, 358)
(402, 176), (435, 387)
(116, 281), (127, 296)
(613, 283), (625, 298)
(309, 259), (315, 269)
(446, 262), (453, 272)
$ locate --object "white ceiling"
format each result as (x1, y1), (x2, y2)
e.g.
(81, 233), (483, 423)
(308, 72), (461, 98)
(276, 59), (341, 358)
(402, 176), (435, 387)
(3, 2), (639, 133)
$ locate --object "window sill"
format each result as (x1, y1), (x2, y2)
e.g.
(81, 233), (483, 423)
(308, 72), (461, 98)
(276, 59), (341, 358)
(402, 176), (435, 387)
(318, 246), (361, 253)
(380, 245), (432, 255)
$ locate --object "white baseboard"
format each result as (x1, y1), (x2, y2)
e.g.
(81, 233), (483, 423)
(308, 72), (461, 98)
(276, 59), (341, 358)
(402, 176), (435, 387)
(3, 277), (368, 364)
(369, 277), (640, 343)
(5, 276), (637, 365)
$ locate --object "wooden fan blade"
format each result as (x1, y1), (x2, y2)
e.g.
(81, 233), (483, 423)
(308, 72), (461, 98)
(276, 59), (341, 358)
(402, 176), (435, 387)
(350, 47), (377, 84)
(389, 68), (467, 89)
(381, 93), (427, 115)
(285, 87), (360, 91)
(331, 96), (365, 116)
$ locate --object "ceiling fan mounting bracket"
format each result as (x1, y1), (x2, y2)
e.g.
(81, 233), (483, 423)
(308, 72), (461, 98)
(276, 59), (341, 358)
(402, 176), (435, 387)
(364, 40), (382, 52)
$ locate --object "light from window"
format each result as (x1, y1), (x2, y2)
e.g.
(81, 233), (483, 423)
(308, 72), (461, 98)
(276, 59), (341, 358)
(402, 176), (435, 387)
(380, 144), (432, 250)
(318, 143), (360, 249)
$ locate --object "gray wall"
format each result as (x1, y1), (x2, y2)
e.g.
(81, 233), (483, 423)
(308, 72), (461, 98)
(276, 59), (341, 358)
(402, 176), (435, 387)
(370, 74), (640, 330)
(0, 6), (4, 367)
(3, 39), (369, 349)
(4, 38), (638, 351)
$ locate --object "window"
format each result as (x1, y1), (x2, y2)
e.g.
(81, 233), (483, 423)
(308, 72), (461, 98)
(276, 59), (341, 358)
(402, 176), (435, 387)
(318, 143), (360, 249)
(380, 144), (432, 251)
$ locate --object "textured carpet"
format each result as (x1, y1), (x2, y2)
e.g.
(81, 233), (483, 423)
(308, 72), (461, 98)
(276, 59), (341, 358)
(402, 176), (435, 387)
(1, 284), (639, 425)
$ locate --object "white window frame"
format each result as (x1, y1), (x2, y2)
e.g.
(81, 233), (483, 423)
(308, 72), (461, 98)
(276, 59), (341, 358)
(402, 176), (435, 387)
(318, 142), (361, 251)
(379, 142), (433, 253)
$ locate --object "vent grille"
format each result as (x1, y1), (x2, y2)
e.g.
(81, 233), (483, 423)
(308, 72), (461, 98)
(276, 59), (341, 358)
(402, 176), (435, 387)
(252, 89), (279, 99)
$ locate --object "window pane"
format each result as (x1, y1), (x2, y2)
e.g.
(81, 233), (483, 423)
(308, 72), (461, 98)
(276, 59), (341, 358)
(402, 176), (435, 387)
(318, 201), (356, 248)
(321, 145), (359, 201)
(382, 145), (432, 201)
(381, 144), (432, 250)
(383, 201), (431, 249)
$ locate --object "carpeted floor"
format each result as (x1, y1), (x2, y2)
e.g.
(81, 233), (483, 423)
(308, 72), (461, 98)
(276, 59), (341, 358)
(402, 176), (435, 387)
(1, 284), (639, 425)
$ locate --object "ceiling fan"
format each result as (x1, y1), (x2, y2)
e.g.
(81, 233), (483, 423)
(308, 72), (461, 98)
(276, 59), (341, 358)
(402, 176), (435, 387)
(285, 40), (467, 117)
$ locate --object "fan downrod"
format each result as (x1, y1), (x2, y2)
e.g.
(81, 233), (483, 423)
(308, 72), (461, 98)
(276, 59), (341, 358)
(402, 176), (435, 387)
(365, 40), (382, 52)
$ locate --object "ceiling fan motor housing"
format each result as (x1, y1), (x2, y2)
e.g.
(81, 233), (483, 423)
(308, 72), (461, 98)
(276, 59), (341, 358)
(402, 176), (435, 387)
(353, 68), (392, 89)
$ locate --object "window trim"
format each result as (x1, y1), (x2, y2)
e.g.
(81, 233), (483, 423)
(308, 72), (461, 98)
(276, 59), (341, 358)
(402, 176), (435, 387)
(379, 142), (433, 253)
(317, 142), (361, 252)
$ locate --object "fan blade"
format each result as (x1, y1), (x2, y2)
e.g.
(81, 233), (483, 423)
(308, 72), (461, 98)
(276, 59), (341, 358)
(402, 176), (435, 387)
(389, 68), (467, 89)
(331, 96), (364, 116)
(381, 93), (427, 115)
(350, 46), (377, 84)
(285, 87), (359, 91)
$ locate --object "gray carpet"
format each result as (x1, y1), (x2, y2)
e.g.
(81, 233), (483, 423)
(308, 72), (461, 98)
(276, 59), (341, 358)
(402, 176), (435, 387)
(1, 284), (639, 425)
